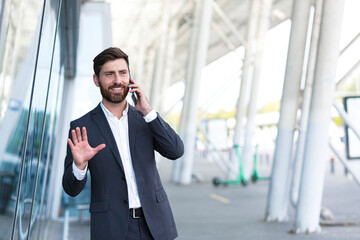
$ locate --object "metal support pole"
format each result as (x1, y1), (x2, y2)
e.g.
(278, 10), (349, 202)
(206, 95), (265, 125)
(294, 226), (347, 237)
(265, 0), (312, 222)
(333, 101), (360, 141)
(339, 31), (360, 56)
(336, 58), (360, 89)
(228, 0), (260, 180)
(242, 0), (272, 180)
(211, 21), (237, 52)
(294, 0), (345, 233)
(329, 143), (360, 188)
(178, 0), (213, 184)
(211, 1), (245, 44)
(290, 0), (323, 208)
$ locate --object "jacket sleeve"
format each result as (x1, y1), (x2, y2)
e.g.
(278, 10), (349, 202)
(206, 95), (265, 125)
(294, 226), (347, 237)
(147, 113), (184, 160)
(62, 123), (87, 197)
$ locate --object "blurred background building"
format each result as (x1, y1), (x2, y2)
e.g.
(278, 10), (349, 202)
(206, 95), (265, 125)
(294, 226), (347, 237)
(0, 0), (359, 239)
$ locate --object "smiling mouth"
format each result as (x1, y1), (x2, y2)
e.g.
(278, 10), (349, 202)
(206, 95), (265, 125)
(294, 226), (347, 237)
(110, 87), (124, 94)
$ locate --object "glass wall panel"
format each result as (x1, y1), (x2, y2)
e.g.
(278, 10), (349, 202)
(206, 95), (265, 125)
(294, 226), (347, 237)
(29, 47), (63, 240)
(0, 0), (44, 239)
(0, 0), (63, 239)
(0, 0), (44, 122)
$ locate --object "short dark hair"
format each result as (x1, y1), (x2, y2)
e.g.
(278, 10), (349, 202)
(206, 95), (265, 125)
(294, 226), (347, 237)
(93, 47), (130, 77)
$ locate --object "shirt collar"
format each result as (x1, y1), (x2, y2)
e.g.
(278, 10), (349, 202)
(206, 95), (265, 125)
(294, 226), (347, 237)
(100, 101), (129, 119)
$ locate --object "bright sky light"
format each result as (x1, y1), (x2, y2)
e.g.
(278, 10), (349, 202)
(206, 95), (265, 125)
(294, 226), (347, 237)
(164, 0), (360, 115)
(75, 0), (360, 119)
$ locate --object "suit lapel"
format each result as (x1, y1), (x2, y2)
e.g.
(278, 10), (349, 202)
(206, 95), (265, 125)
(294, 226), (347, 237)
(91, 104), (124, 172)
(128, 105), (138, 158)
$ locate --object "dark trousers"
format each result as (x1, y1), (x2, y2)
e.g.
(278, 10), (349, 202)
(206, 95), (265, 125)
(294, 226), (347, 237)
(126, 210), (154, 240)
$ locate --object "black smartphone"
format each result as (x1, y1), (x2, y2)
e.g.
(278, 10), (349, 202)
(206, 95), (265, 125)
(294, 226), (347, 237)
(129, 74), (137, 105)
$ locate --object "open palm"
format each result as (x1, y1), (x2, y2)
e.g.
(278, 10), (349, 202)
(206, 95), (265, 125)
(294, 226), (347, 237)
(68, 127), (106, 170)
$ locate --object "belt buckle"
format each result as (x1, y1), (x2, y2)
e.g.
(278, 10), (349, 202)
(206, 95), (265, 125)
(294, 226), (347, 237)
(132, 208), (140, 219)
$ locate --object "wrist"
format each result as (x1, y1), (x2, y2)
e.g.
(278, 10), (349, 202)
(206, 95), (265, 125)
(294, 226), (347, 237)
(72, 161), (87, 180)
(143, 109), (157, 123)
(141, 107), (153, 116)
(75, 162), (87, 170)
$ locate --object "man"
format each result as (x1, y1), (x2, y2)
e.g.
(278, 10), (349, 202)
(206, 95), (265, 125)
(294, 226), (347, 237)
(62, 47), (184, 240)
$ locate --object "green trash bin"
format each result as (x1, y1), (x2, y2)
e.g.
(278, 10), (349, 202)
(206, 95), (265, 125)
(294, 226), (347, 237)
(0, 171), (15, 214)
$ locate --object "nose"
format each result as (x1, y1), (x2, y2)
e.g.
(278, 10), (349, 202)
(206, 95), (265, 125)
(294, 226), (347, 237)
(114, 73), (123, 84)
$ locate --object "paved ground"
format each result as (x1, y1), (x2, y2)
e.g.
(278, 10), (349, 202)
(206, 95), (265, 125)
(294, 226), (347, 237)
(1, 156), (359, 240)
(167, 156), (360, 240)
(167, 174), (360, 240)
(64, 157), (360, 240)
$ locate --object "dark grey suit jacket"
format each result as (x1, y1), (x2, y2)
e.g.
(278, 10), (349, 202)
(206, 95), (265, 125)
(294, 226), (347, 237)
(62, 103), (184, 240)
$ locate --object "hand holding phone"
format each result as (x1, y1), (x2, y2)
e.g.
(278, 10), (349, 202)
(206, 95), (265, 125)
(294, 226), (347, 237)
(128, 74), (153, 116)
(129, 74), (137, 105)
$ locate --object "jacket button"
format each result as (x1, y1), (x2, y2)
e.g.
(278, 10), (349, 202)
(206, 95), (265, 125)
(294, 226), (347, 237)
(123, 199), (128, 204)
(122, 176), (126, 181)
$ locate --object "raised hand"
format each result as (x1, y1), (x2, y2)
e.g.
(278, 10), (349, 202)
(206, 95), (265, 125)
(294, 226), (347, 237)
(67, 127), (106, 170)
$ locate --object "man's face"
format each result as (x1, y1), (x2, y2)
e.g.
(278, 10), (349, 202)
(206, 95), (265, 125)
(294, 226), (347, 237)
(95, 58), (130, 104)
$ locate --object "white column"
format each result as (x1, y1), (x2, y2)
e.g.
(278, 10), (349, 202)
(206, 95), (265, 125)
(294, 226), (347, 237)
(265, 0), (312, 221)
(294, 0), (345, 233)
(171, 1), (201, 183)
(161, 19), (178, 114)
(228, 0), (260, 180)
(48, 76), (75, 219)
(290, 0), (323, 208)
(149, 0), (169, 111)
(242, 0), (272, 180)
(178, 0), (213, 184)
(143, 48), (156, 96)
(134, 44), (146, 85)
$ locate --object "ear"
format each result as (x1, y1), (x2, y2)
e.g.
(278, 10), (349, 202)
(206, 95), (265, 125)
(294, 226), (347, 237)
(93, 74), (100, 87)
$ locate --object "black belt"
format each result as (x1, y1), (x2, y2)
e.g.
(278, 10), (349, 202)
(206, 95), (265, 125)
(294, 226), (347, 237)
(129, 207), (144, 219)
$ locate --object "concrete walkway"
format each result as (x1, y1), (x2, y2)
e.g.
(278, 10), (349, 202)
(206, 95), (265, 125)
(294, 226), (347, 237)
(166, 174), (360, 240)
(158, 156), (360, 240)
(62, 157), (360, 240)
(1, 154), (359, 240)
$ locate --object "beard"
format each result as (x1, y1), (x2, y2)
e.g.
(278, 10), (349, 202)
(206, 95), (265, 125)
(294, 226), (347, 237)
(99, 81), (129, 104)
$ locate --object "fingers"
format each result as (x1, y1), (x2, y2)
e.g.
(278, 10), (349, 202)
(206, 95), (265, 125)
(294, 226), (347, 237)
(76, 127), (82, 142)
(71, 127), (87, 145)
(128, 81), (140, 94)
(67, 138), (74, 149)
(94, 143), (106, 153)
(129, 84), (143, 102)
(71, 129), (78, 145)
(82, 127), (88, 142)
(129, 77), (136, 85)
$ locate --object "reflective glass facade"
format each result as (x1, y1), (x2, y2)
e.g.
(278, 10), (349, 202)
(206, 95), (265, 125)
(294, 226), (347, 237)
(0, 0), (106, 238)
(0, 0), (66, 239)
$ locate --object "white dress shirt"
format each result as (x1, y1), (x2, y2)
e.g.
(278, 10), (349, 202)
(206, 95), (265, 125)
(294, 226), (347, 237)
(72, 102), (157, 208)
